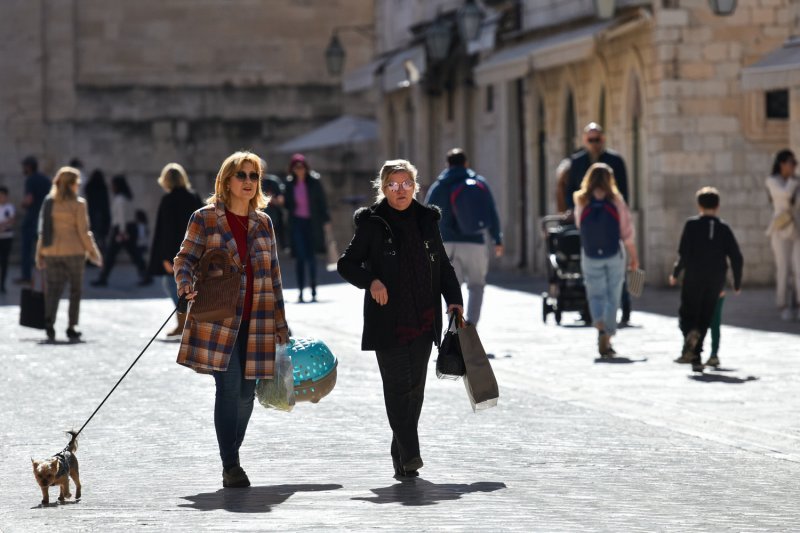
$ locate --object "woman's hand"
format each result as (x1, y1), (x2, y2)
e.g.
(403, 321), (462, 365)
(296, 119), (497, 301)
(629, 256), (639, 272)
(447, 304), (464, 316)
(370, 279), (388, 306)
(668, 275), (678, 286)
(178, 284), (197, 301)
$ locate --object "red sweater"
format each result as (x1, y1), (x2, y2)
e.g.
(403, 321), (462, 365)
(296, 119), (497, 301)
(226, 211), (253, 321)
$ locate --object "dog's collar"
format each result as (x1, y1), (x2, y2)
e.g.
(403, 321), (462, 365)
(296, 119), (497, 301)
(54, 452), (70, 478)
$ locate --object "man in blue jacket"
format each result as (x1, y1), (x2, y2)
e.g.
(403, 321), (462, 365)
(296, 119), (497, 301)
(425, 148), (503, 326)
(17, 156), (51, 284)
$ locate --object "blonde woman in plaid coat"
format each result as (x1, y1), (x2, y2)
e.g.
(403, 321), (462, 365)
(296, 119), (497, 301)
(174, 151), (289, 489)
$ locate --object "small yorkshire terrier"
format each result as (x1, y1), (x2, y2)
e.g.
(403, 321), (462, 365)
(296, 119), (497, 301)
(31, 431), (81, 505)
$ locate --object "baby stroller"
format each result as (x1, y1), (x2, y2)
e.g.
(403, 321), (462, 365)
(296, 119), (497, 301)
(541, 215), (590, 325)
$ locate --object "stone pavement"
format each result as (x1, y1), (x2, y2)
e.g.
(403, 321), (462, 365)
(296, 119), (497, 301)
(2, 265), (800, 532)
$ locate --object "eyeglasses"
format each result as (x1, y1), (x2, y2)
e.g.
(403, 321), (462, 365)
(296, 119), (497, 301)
(386, 180), (415, 192)
(586, 137), (603, 144)
(233, 171), (260, 182)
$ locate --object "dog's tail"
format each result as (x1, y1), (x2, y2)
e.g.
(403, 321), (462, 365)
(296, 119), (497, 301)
(65, 430), (78, 453)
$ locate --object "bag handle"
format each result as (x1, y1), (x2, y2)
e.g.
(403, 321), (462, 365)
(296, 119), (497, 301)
(197, 248), (234, 281)
(447, 307), (465, 331)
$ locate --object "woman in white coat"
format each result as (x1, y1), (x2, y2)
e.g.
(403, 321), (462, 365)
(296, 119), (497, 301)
(765, 149), (799, 320)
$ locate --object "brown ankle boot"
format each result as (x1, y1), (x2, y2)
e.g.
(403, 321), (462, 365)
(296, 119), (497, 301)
(166, 312), (186, 337)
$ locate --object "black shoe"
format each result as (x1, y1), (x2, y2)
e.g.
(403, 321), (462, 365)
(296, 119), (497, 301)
(222, 465), (251, 488)
(311, 287), (317, 302)
(90, 279), (107, 287)
(66, 328), (82, 340)
(45, 327), (55, 341)
(691, 361), (704, 373)
(392, 458), (420, 480)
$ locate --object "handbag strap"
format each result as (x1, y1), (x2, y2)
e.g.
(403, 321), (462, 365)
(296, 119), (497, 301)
(197, 248), (235, 281)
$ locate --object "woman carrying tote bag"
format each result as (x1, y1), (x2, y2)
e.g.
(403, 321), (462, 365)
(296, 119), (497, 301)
(174, 151), (289, 489)
(338, 159), (463, 480)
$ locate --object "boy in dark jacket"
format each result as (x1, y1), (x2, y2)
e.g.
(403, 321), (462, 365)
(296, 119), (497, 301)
(669, 187), (743, 372)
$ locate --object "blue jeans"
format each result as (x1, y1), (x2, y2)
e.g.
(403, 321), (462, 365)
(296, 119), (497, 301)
(213, 324), (256, 469)
(581, 251), (626, 336)
(291, 217), (317, 294)
(161, 275), (179, 306)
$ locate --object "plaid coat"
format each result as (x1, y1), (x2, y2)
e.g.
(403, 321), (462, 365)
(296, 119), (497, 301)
(173, 202), (289, 379)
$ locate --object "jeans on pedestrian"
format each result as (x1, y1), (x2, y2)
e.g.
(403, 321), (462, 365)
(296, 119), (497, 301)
(291, 216), (316, 294)
(375, 335), (433, 466)
(444, 242), (489, 325)
(161, 274), (179, 306)
(20, 226), (36, 280)
(581, 251), (625, 336)
(213, 324), (256, 470)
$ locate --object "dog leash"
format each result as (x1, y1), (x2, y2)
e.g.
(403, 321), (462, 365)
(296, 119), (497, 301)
(72, 306), (180, 440)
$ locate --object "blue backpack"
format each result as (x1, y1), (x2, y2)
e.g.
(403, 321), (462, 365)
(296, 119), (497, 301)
(449, 176), (493, 235)
(579, 198), (621, 258)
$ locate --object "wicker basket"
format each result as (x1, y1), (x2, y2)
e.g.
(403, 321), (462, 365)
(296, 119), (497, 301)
(288, 338), (338, 403)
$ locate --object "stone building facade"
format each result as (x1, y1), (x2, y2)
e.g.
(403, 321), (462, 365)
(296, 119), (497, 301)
(352, 0), (798, 285)
(0, 0), (376, 254)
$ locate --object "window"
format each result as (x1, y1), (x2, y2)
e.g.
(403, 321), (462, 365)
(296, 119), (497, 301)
(765, 89), (789, 120)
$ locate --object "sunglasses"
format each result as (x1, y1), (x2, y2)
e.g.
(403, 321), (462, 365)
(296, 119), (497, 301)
(233, 171), (260, 182)
(586, 137), (603, 144)
(386, 180), (415, 192)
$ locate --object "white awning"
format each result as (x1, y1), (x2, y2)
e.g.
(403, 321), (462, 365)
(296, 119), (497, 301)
(342, 58), (386, 94)
(276, 115), (378, 153)
(474, 11), (651, 85)
(741, 37), (800, 91)
(381, 45), (427, 93)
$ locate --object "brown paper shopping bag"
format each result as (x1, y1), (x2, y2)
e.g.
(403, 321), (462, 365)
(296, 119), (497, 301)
(458, 323), (499, 411)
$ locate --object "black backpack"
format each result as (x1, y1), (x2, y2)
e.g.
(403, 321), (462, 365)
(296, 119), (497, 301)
(449, 174), (493, 235)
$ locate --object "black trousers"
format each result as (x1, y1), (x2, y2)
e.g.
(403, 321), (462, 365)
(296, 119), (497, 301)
(679, 277), (725, 360)
(0, 237), (11, 290)
(375, 335), (433, 466)
(98, 224), (147, 281)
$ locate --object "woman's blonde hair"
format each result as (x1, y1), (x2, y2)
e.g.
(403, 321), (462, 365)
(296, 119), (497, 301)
(207, 151), (269, 210)
(50, 166), (80, 202)
(158, 162), (192, 192)
(572, 162), (621, 207)
(372, 159), (420, 202)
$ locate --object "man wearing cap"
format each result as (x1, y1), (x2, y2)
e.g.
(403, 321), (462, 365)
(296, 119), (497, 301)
(565, 123), (633, 326)
(16, 156), (51, 284)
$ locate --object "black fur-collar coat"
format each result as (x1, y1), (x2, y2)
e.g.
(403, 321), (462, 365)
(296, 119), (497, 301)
(337, 198), (463, 351)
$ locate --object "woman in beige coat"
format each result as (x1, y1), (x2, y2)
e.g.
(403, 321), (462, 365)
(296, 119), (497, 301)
(36, 166), (102, 342)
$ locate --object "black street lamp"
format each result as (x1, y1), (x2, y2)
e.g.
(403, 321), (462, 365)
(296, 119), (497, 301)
(594, 0), (615, 20)
(457, 0), (483, 42)
(425, 17), (454, 62)
(325, 33), (346, 76)
(708, 0), (738, 16)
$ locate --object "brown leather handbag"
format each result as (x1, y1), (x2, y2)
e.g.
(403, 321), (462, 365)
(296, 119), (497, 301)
(189, 248), (242, 322)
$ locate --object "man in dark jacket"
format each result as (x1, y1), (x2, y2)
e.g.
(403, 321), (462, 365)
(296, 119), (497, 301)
(424, 148), (503, 326)
(566, 123), (633, 325)
(17, 156), (51, 284)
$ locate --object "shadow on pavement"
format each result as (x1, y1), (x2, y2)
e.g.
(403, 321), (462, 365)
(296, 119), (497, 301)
(179, 483), (343, 513)
(689, 373), (760, 384)
(352, 479), (506, 506)
(593, 357), (648, 364)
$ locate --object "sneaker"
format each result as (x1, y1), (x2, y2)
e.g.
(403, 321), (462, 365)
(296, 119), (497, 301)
(681, 330), (700, 359)
(222, 465), (250, 488)
(674, 353), (694, 364)
(781, 308), (793, 321)
(691, 361), (704, 373)
(705, 355), (720, 368)
(66, 327), (82, 340)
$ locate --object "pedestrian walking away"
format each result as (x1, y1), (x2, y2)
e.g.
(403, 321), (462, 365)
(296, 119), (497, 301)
(338, 159), (463, 480)
(0, 186), (15, 293)
(565, 123), (633, 326)
(764, 148), (799, 321)
(17, 156), (51, 285)
(91, 175), (151, 287)
(424, 148), (502, 326)
(261, 171), (287, 251)
(670, 187), (743, 373)
(83, 169), (111, 261)
(284, 153), (331, 303)
(174, 150), (289, 489)
(573, 163), (638, 358)
(146, 162), (203, 337)
(35, 167), (103, 342)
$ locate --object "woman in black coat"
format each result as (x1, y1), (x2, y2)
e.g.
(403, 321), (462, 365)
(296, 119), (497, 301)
(147, 163), (203, 336)
(338, 159), (463, 480)
(284, 153), (330, 302)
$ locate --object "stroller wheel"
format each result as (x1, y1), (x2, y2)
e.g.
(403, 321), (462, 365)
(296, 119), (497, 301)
(554, 310), (562, 325)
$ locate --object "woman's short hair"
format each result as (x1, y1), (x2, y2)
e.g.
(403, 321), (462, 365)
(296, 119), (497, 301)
(771, 149), (796, 176)
(50, 166), (80, 202)
(573, 162), (621, 207)
(373, 159), (420, 202)
(158, 162), (192, 192)
(208, 151), (269, 210)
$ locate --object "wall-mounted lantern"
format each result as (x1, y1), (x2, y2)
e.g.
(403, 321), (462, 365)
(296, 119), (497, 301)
(457, 0), (484, 42)
(325, 33), (346, 76)
(425, 17), (454, 62)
